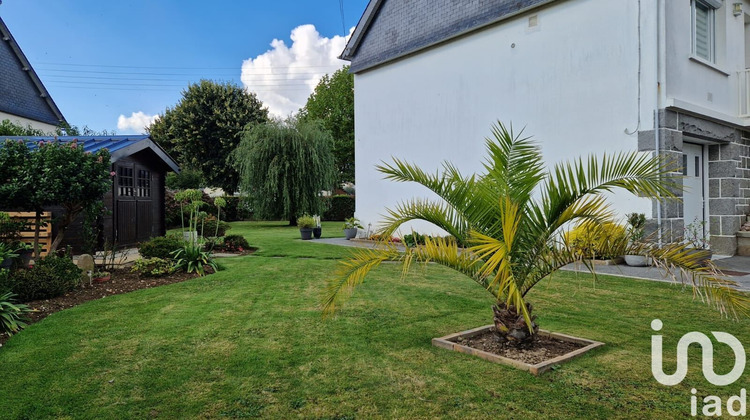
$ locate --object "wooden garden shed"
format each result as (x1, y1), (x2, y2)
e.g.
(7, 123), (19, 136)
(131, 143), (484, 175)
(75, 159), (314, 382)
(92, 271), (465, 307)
(0, 135), (179, 251)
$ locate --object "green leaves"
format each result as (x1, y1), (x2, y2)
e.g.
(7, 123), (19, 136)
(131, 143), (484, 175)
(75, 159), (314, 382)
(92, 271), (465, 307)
(300, 66), (354, 183)
(0, 291), (32, 336)
(323, 121), (750, 329)
(232, 119), (337, 225)
(148, 80), (269, 193)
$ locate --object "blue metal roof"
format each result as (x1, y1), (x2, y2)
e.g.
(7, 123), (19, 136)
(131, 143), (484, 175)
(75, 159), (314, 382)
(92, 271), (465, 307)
(0, 135), (180, 173)
(2, 135), (147, 153)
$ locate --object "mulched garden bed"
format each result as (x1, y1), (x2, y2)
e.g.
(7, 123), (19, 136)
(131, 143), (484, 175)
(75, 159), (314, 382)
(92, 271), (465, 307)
(454, 328), (586, 365)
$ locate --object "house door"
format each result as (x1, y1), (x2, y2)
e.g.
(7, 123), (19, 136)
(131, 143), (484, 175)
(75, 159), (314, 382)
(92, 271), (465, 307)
(683, 143), (706, 238)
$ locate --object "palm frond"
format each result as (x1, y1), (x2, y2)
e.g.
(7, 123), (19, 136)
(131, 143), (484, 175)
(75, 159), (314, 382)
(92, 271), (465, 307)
(378, 198), (469, 243)
(646, 242), (750, 319)
(322, 245), (403, 317)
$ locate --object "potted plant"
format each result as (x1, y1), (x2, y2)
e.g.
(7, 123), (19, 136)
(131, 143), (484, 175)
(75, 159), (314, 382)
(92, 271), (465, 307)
(343, 217), (363, 240)
(0, 243), (18, 269)
(624, 213), (649, 267)
(298, 214), (316, 240)
(684, 218), (712, 264)
(92, 270), (111, 283)
(312, 215), (322, 239)
(15, 242), (34, 266)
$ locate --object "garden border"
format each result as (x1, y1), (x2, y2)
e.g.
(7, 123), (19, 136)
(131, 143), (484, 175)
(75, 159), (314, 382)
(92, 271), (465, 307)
(432, 325), (605, 375)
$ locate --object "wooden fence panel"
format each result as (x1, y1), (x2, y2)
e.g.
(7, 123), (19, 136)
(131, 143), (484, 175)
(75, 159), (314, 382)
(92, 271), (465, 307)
(7, 211), (52, 256)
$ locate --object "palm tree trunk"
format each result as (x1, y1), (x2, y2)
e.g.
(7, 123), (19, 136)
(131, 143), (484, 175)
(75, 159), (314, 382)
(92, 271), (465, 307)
(492, 301), (538, 346)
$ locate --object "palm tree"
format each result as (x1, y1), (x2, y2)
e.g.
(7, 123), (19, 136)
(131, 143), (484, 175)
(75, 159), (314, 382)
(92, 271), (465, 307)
(323, 122), (749, 344)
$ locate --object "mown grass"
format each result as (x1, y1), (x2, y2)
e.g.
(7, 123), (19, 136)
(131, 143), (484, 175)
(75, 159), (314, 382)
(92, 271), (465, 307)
(0, 221), (748, 419)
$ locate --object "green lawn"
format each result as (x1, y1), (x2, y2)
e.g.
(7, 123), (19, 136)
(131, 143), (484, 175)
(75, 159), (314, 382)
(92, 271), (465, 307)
(1, 221), (748, 419)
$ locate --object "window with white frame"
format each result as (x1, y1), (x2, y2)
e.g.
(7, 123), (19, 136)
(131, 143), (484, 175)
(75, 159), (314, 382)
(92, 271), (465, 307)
(692, 0), (722, 62)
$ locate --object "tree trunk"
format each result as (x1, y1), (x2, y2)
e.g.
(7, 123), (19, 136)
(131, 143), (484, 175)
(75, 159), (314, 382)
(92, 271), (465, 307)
(48, 206), (77, 254)
(492, 301), (538, 347)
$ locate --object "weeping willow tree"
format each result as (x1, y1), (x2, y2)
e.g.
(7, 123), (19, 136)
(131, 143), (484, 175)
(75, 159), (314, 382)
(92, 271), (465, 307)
(323, 122), (749, 345)
(233, 118), (336, 225)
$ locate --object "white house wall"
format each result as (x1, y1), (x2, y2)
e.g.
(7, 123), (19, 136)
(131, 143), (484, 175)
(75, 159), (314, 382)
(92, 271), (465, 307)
(354, 0), (657, 237)
(665, 0), (750, 121)
(0, 111), (58, 134)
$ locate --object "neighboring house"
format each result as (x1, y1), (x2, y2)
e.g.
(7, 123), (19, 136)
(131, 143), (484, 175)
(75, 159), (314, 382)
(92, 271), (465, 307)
(0, 136), (180, 250)
(0, 16), (66, 133)
(342, 0), (750, 255)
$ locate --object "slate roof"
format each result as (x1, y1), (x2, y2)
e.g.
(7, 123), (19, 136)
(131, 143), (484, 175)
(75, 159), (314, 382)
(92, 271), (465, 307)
(0, 16), (66, 126)
(341, 0), (559, 73)
(0, 135), (180, 173)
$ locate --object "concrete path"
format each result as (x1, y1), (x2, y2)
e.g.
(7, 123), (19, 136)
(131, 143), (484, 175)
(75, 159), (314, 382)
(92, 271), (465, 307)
(310, 238), (750, 291)
(560, 257), (750, 291)
(310, 237), (407, 251)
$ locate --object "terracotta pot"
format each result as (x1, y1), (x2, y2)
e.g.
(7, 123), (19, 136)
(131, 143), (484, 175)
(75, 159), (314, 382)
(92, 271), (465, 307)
(93, 275), (111, 283)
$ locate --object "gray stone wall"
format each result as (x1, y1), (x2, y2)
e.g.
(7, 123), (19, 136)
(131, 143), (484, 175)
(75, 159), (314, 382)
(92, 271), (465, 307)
(637, 110), (750, 255)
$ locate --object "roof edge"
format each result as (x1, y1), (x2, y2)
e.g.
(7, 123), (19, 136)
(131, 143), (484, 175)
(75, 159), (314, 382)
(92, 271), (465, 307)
(346, 0), (561, 73)
(109, 138), (181, 173)
(0, 16), (67, 125)
(340, 0), (384, 61)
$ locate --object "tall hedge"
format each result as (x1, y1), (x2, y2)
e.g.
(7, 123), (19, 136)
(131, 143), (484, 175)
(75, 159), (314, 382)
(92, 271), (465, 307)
(322, 195), (354, 221)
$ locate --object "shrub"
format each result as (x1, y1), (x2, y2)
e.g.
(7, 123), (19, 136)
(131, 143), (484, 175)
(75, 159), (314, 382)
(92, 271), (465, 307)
(403, 232), (426, 248)
(402, 232), (460, 248)
(165, 190), (183, 228)
(173, 244), (217, 276)
(322, 195), (355, 221)
(166, 168), (204, 190)
(223, 196), (253, 221)
(222, 235), (250, 252)
(8, 255), (80, 301)
(139, 235), (185, 260)
(201, 216), (231, 238)
(297, 215), (316, 228)
(0, 292), (32, 336)
(131, 258), (175, 278)
(566, 222), (629, 260)
(0, 212), (27, 244)
(0, 268), (11, 295)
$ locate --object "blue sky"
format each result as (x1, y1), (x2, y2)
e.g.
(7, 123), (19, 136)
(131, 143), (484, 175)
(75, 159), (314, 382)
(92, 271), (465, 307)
(0, 0), (369, 133)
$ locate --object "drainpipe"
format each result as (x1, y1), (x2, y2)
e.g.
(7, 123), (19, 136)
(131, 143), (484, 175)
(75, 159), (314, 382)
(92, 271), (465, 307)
(654, 0), (665, 247)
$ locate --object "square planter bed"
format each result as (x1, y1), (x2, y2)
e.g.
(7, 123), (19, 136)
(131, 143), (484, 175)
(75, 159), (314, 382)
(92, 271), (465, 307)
(432, 325), (604, 376)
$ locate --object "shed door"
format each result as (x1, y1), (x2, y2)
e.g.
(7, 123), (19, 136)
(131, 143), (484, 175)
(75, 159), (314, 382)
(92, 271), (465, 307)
(115, 164), (154, 245)
(117, 201), (137, 244)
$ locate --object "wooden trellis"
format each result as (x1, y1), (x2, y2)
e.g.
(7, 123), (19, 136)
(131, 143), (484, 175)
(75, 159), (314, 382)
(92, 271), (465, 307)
(7, 211), (52, 257)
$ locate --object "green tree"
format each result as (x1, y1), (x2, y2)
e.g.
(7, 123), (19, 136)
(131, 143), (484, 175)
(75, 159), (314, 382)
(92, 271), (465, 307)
(299, 66), (354, 184)
(56, 123), (113, 137)
(0, 140), (111, 255)
(233, 119), (336, 225)
(166, 168), (204, 190)
(0, 120), (46, 137)
(323, 122), (749, 344)
(148, 80), (268, 194)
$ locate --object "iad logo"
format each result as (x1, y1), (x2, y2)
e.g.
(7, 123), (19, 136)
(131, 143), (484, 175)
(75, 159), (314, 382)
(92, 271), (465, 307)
(651, 319), (746, 386)
(651, 319), (747, 417)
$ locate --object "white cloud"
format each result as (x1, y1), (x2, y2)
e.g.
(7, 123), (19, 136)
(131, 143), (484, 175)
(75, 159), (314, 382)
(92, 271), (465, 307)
(241, 24), (352, 117)
(117, 111), (159, 133)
